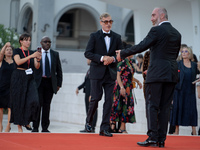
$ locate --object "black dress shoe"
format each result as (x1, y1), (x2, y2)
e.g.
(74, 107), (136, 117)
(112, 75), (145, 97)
(23, 125), (33, 131)
(99, 130), (113, 137)
(80, 129), (87, 132)
(85, 123), (92, 132)
(158, 142), (165, 147)
(198, 128), (200, 135)
(80, 128), (95, 133)
(41, 129), (50, 133)
(91, 128), (95, 133)
(137, 140), (158, 147)
(32, 128), (39, 132)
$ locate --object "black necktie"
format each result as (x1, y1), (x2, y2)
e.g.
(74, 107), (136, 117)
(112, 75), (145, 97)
(45, 51), (50, 77)
(103, 33), (111, 37)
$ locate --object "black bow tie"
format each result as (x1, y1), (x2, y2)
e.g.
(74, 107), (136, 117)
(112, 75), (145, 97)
(103, 33), (111, 37)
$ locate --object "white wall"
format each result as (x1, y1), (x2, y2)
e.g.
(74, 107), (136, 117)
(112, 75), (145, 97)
(0, 0), (12, 27)
(19, 0), (34, 9)
(50, 73), (200, 135)
(54, 0), (106, 17)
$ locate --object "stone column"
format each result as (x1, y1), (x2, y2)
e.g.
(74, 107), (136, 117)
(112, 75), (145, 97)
(10, 0), (20, 29)
(31, 0), (55, 49)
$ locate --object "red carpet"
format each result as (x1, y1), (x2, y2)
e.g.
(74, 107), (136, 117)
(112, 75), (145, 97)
(0, 133), (199, 150)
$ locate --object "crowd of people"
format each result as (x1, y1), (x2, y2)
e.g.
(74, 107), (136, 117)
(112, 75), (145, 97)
(0, 6), (200, 148)
(77, 7), (199, 148)
(0, 33), (63, 133)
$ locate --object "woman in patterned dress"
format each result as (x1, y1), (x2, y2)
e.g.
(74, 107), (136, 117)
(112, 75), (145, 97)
(110, 55), (142, 133)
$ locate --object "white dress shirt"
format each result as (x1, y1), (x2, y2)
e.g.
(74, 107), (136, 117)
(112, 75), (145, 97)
(102, 30), (111, 52)
(100, 29), (111, 62)
(42, 48), (51, 77)
(159, 21), (170, 26)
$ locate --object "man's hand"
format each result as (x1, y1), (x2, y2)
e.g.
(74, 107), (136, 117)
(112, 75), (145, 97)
(75, 88), (79, 95)
(103, 56), (114, 65)
(57, 86), (60, 92)
(116, 50), (122, 62)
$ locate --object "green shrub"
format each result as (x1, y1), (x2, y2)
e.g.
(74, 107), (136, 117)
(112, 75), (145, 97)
(0, 24), (20, 49)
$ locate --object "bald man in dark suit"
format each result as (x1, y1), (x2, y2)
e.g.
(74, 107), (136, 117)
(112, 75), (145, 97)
(117, 7), (181, 147)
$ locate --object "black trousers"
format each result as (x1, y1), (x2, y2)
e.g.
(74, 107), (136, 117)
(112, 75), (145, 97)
(85, 93), (97, 129)
(33, 78), (54, 130)
(145, 82), (175, 142)
(86, 71), (115, 131)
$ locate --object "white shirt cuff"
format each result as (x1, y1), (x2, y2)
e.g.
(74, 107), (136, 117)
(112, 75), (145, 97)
(100, 56), (104, 62)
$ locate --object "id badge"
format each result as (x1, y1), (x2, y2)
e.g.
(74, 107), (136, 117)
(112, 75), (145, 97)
(25, 68), (33, 75)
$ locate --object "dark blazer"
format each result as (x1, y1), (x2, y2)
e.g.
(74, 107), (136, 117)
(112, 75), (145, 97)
(78, 70), (90, 94)
(120, 22), (181, 83)
(175, 60), (199, 92)
(34, 49), (63, 94)
(84, 30), (123, 80)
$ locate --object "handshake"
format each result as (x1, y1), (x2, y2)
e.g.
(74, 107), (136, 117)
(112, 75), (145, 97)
(102, 50), (122, 65)
(103, 55), (115, 65)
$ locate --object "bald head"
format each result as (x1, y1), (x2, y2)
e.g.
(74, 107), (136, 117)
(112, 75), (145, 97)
(151, 7), (168, 26)
(156, 7), (168, 20)
(41, 36), (51, 42)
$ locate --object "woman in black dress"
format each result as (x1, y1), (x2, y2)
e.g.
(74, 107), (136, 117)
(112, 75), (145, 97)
(0, 42), (14, 132)
(10, 33), (41, 132)
(170, 47), (199, 135)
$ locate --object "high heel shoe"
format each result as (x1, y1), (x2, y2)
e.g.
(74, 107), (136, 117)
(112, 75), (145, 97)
(23, 125), (32, 131)
(118, 129), (128, 134)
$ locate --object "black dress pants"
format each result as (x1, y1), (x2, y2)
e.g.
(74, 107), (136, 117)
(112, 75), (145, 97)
(145, 82), (175, 142)
(85, 93), (97, 129)
(86, 71), (115, 131)
(33, 78), (54, 130)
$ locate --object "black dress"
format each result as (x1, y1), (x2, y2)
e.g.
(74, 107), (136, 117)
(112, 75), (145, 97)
(171, 64), (198, 126)
(0, 59), (14, 108)
(10, 48), (39, 126)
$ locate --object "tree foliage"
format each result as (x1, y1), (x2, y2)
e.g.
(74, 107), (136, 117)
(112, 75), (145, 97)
(0, 24), (20, 49)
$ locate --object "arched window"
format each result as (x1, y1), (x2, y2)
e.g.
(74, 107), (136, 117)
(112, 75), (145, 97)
(56, 8), (97, 51)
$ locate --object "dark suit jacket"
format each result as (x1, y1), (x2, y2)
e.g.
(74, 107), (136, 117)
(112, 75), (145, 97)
(120, 22), (181, 83)
(78, 70), (90, 95)
(84, 30), (123, 80)
(175, 60), (199, 93)
(34, 49), (63, 94)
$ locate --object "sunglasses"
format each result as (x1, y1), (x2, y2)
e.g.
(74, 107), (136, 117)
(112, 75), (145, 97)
(101, 20), (114, 25)
(42, 41), (51, 43)
(181, 50), (188, 53)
